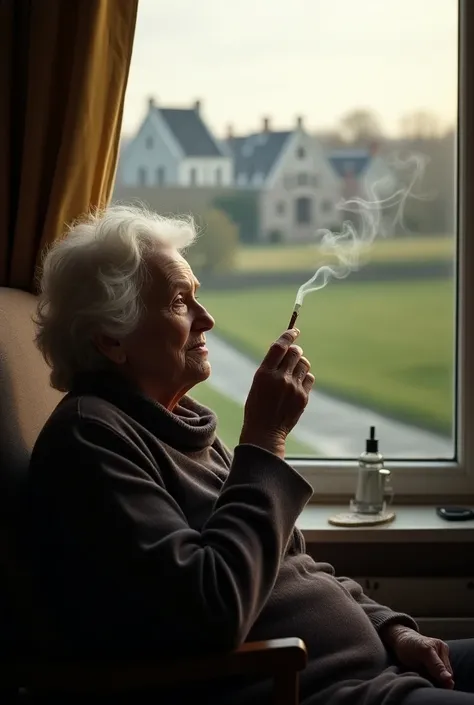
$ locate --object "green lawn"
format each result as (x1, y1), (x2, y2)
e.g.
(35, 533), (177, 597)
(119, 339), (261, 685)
(199, 279), (455, 435)
(236, 236), (454, 273)
(191, 382), (314, 455)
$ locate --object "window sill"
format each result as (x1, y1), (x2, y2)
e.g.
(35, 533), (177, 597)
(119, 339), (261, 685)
(298, 505), (474, 543)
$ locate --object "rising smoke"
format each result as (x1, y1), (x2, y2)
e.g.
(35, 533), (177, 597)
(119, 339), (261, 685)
(294, 153), (431, 307)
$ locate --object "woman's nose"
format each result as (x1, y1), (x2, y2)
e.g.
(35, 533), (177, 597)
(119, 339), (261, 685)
(194, 304), (215, 331)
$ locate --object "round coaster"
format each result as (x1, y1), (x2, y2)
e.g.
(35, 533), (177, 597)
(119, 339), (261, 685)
(328, 511), (396, 527)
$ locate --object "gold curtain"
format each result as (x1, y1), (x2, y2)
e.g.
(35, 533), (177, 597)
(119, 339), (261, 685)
(0, 0), (138, 291)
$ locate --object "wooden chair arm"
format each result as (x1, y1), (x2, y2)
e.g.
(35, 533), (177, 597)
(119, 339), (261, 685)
(14, 638), (307, 695)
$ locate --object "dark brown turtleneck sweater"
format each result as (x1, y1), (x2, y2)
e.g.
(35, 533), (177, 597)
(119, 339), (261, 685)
(27, 371), (433, 705)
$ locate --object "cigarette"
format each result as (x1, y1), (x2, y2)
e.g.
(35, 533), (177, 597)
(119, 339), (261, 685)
(287, 303), (301, 330)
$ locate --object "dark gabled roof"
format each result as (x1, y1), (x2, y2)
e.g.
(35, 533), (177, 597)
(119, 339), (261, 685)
(157, 108), (223, 158)
(226, 131), (292, 180)
(328, 149), (371, 178)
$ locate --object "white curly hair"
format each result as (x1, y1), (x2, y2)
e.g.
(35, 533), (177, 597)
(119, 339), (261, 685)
(35, 204), (197, 392)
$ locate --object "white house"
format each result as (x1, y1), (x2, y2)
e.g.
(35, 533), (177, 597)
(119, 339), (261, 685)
(117, 98), (233, 188)
(225, 117), (342, 243)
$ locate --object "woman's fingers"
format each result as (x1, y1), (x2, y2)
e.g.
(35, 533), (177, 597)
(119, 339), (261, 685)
(294, 356), (311, 380)
(280, 345), (304, 374)
(242, 331), (314, 456)
(294, 356), (313, 393)
(423, 646), (454, 689)
(261, 329), (299, 370)
(302, 372), (315, 394)
(438, 642), (455, 687)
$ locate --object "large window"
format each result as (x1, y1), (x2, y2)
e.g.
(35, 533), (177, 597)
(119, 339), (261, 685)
(118, 0), (474, 498)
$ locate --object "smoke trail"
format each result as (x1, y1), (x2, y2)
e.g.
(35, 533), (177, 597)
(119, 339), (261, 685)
(294, 153), (431, 307)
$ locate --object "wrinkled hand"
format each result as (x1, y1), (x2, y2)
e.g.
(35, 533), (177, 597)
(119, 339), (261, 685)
(240, 328), (315, 459)
(383, 625), (454, 689)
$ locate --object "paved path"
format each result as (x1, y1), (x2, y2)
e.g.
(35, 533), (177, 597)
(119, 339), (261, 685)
(206, 333), (453, 459)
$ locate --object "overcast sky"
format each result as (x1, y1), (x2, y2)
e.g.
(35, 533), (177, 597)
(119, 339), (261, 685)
(122, 0), (458, 139)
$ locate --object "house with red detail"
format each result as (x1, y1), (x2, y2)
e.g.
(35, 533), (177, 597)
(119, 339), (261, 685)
(328, 145), (397, 203)
(116, 98), (397, 243)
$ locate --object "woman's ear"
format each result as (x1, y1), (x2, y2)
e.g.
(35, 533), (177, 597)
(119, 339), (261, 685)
(94, 334), (127, 365)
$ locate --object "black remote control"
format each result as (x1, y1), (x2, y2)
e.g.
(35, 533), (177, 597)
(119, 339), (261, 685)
(436, 506), (474, 521)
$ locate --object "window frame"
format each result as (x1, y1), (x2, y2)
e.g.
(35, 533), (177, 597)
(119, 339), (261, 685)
(290, 0), (474, 500)
(276, 200), (285, 216)
(297, 146), (306, 160)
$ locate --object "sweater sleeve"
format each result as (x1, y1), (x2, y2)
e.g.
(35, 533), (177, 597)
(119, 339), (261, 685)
(337, 576), (419, 635)
(32, 417), (313, 653)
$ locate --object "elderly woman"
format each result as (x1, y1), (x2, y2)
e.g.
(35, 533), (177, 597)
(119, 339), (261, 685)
(28, 205), (473, 705)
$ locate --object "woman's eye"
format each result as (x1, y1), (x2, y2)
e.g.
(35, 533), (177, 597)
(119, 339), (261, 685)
(173, 295), (186, 308)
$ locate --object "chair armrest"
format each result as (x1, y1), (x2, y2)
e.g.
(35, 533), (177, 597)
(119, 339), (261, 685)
(18, 638), (307, 695)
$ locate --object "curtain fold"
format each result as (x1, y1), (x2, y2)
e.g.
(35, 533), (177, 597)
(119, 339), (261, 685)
(0, 0), (138, 291)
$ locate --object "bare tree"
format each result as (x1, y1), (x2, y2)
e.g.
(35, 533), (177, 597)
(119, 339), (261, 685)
(313, 130), (346, 148)
(399, 111), (441, 140)
(339, 109), (383, 144)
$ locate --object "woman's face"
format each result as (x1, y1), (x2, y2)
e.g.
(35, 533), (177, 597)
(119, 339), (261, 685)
(104, 248), (215, 409)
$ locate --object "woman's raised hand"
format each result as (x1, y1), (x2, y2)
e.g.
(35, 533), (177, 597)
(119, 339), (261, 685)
(240, 329), (315, 459)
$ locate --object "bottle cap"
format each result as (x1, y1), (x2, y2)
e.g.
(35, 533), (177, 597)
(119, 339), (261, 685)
(366, 425), (378, 453)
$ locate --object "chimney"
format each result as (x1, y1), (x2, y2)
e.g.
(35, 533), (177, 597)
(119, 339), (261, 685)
(263, 116), (271, 133)
(296, 115), (304, 130)
(148, 96), (156, 110)
(227, 124), (234, 140)
(194, 99), (202, 113)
